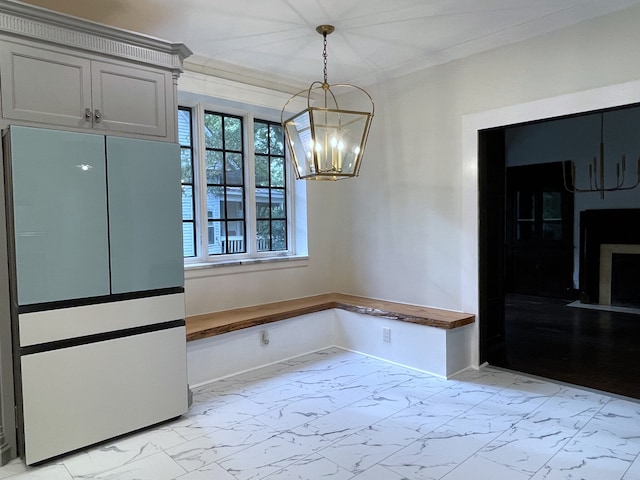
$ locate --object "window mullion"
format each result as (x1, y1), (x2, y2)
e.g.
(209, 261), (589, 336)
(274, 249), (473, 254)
(246, 113), (257, 254)
(194, 104), (209, 261)
(285, 140), (295, 254)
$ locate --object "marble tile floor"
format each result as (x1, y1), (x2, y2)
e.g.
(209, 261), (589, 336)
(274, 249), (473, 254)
(1, 347), (640, 480)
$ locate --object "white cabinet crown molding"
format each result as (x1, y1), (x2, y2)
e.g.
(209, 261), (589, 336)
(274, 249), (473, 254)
(0, 0), (192, 73)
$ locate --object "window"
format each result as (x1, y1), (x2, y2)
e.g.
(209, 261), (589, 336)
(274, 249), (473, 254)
(178, 104), (293, 264)
(254, 119), (287, 251)
(203, 111), (246, 255)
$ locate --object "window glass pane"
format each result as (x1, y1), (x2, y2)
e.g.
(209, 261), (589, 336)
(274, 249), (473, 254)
(181, 148), (192, 183)
(543, 191), (562, 220)
(225, 117), (242, 151)
(206, 151), (224, 184)
(256, 189), (270, 219)
(271, 157), (285, 187)
(183, 222), (195, 257)
(271, 198), (285, 219)
(254, 122), (269, 154)
(224, 187), (244, 219)
(204, 113), (223, 149)
(178, 109), (191, 146)
(255, 155), (269, 187)
(207, 220), (223, 255)
(206, 186), (224, 220)
(271, 220), (287, 250)
(224, 220), (245, 253)
(181, 185), (193, 220)
(225, 152), (244, 185)
(270, 189), (285, 209)
(270, 124), (284, 155)
(257, 220), (270, 251)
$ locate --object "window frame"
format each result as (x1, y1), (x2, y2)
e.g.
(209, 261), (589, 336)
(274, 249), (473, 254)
(180, 101), (296, 267)
(254, 117), (288, 253)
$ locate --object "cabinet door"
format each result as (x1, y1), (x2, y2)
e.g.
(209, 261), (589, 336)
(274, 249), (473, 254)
(9, 127), (110, 305)
(91, 61), (168, 137)
(0, 43), (92, 128)
(107, 137), (183, 293)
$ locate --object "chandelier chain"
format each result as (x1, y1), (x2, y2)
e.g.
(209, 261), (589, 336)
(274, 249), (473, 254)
(322, 31), (328, 84)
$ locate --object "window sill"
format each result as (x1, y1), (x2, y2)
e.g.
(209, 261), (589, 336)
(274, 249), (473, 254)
(184, 255), (309, 279)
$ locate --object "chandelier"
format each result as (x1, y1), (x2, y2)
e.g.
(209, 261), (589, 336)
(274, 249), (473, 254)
(281, 25), (374, 180)
(563, 112), (640, 199)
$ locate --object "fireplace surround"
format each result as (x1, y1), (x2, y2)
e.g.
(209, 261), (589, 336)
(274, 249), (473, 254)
(580, 209), (640, 305)
(599, 244), (640, 307)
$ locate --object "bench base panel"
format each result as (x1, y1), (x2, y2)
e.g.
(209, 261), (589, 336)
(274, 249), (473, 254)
(187, 309), (474, 387)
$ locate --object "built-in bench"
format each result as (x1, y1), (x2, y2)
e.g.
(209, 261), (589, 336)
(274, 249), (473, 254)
(185, 293), (476, 387)
(186, 293), (475, 341)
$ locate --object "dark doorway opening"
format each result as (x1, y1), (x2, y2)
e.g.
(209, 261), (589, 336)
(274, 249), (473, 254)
(478, 110), (640, 400)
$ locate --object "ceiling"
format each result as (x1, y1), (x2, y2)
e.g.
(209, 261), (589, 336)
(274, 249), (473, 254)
(15, 0), (640, 89)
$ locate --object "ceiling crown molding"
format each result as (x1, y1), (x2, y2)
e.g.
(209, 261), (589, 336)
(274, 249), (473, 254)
(0, 0), (192, 72)
(184, 54), (307, 96)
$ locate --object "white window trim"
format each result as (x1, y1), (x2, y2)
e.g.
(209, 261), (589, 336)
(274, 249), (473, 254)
(179, 96), (308, 272)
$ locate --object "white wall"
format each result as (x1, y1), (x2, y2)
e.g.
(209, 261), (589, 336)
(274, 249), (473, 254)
(178, 4), (640, 368)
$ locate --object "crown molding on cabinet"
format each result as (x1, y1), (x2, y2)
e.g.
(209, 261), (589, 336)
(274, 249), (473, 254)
(0, 0), (192, 72)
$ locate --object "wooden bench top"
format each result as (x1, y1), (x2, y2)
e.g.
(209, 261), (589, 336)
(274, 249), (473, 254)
(186, 293), (475, 342)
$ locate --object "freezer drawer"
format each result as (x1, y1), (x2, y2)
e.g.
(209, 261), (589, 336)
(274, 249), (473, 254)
(18, 293), (185, 347)
(20, 326), (188, 465)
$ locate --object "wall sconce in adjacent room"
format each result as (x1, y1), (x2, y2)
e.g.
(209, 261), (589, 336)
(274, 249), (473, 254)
(281, 25), (374, 181)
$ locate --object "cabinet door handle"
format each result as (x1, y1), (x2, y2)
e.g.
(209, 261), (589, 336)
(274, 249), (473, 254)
(85, 108), (93, 121)
(94, 109), (102, 123)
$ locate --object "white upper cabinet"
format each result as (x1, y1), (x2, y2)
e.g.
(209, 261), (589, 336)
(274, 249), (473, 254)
(0, 44), (168, 137)
(91, 61), (167, 137)
(0, 44), (92, 128)
(0, 1), (191, 141)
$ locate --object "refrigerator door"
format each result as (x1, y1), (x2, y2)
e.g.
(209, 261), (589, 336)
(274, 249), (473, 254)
(9, 126), (110, 305)
(106, 136), (184, 294)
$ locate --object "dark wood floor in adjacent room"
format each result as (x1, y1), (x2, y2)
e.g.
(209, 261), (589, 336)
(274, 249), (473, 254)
(498, 294), (640, 400)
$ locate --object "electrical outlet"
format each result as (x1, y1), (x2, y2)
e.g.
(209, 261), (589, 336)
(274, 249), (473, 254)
(383, 327), (391, 343)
